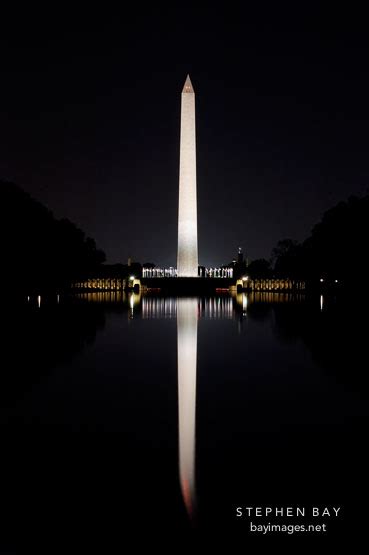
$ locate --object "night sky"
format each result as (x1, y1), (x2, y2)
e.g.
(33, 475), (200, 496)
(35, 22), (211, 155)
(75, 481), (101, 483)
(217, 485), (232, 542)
(1, 7), (369, 266)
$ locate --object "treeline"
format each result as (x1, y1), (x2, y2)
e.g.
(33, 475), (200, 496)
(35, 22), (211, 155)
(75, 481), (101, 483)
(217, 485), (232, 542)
(247, 194), (369, 288)
(1, 181), (106, 293)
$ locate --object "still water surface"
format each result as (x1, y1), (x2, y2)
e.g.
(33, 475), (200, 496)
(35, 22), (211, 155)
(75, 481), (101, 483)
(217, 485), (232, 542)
(1, 292), (367, 548)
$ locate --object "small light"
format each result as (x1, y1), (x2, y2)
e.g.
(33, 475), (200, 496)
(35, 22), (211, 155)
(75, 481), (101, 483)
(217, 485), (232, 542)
(242, 276), (249, 281)
(335, 279), (338, 283)
(320, 278), (324, 282)
(130, 276), (135, 281)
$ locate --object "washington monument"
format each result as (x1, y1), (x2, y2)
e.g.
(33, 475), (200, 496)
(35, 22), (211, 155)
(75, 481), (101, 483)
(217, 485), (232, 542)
(177, 75), (199, 277)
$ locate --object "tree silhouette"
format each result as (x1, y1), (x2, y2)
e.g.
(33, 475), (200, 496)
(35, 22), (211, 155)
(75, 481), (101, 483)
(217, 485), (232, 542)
(247, 258), (272, 278)
(1, 180), (106, 293)
(271, 194), (369, 286)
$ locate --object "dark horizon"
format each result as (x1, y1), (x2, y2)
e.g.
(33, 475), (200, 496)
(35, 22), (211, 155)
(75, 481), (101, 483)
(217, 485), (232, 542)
(1, 7), (369, 266)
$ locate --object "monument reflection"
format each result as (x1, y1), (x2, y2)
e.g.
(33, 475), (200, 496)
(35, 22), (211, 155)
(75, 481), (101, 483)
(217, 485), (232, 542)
(177, 298), (198, 519)
(77, 291), (307, 521)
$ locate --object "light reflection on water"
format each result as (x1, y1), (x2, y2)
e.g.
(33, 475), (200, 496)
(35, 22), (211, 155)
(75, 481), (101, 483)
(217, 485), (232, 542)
(74, 291), (305, 319)
(75, 290), (309, 519)
(177, 298), (198, 518)
(3, 289), (368, 541)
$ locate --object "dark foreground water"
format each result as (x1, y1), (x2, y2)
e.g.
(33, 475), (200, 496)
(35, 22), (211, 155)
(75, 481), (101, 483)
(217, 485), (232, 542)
(0, 292), (368, 550)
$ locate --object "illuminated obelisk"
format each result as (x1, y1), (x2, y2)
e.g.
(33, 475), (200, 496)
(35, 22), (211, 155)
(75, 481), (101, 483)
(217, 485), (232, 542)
(177, 75), (198, 277)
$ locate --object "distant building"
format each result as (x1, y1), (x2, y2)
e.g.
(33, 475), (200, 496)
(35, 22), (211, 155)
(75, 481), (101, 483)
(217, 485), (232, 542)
(231, 247), (248, 279)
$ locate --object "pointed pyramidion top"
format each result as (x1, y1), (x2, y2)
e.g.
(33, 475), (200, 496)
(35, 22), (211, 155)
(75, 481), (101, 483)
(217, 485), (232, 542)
(182, 74), (194, 94)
